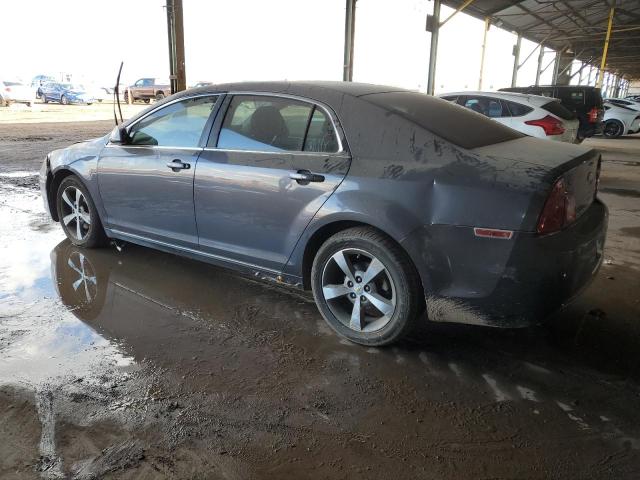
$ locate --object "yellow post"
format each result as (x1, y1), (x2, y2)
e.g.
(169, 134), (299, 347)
(597, 7), (615, 88)
(478, 17), (490, 90)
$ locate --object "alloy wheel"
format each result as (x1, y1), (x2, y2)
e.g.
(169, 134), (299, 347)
(321, 248), (396, 333)
(60, 186), (91, 241)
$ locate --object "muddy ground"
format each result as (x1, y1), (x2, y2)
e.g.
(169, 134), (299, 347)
(0, 113), (639, 479)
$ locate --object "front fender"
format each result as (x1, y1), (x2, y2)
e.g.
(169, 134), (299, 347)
(46, 136), (108, 221)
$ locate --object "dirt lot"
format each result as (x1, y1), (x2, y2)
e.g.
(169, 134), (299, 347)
(1, 105), (639, 479)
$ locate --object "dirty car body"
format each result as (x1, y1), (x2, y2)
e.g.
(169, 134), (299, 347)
(40, 81), (608, 342)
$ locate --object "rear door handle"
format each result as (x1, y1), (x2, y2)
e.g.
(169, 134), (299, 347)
(166, 159), (191, 171)
(289, 170), (324, 184)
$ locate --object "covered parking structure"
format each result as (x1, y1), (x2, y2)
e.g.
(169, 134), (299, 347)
(339, 0), (640, 97)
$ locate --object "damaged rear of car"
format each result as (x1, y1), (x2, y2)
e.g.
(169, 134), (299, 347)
(353, 90), (607, 328)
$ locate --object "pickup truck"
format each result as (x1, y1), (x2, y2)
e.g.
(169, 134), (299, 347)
(124, 78), (170, 103)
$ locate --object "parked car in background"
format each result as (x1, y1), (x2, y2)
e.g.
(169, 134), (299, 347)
(125, 78), (170, 103)
(605, 98), (640, 110)
(439, 91), (579, 143)
(40, 82), (95, 105)
(500, 85), (604, 142)
(624, 95), (640, 102)
(31, 75), (56, 98)
(602, 101), (640, 138)
(1, 80), (35, 107)
(40, 81), (607, 346)
(191, 81), (213, 88)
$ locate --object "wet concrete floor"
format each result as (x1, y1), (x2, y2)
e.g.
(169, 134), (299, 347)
(0, 126), (639, 479)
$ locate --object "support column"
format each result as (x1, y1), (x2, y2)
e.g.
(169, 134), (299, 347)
(343, 0), (356, 82)
(478, 17), (490, 90)
(597, 7), (615, 88)
(166, 0), (186, 94)
(553, 51), (573, 85)
(535, 43), (545, 85)
(511, 33), (521, 88)
(427, 0), (441, 95)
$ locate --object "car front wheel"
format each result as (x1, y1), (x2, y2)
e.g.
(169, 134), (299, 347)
(56, 176), (108, 248)
(311, 227), (423, 346)
(61, 94), (69, 105)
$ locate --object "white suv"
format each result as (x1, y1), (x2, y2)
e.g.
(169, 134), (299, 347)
(439, 91), (579, 143)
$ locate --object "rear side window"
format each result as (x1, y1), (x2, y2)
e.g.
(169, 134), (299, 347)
(218, 95), (339, 153)
(303, 108), (339, 153)
(364, 91), (523, 149)
(441, 95), (458, 103)
(542, 100), (576, 120)
(504, 100), (533, 117)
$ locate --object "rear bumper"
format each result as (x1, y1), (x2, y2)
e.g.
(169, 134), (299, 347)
(401, 199), (608, 327)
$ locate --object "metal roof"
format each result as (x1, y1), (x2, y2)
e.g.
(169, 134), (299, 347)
(443, 0), (640, 79)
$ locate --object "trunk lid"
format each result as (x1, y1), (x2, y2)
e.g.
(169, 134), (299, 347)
(473, 136), (599, 223)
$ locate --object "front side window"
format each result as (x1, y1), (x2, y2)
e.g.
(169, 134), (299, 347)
(128, 96), (217, 147)
(218, 95), (314, 152)
(135, 79), (144, 87)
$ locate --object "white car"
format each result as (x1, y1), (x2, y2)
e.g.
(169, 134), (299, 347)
(602, 101), (640, 138)
(1, 80), (35, 107)
(439, 91), (579, 143)
(605, 98), (640, 111)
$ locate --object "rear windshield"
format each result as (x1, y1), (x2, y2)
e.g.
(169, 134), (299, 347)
(363, 91), (523, 149)
(542, 100), (576, 120)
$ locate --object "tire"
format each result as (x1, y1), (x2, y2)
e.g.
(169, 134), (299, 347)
(311, 226), (423, 346)
(155, 91), (165, 101)
(143, 98), (150, 104)
(61, 94), (69, 105)
(42, 93), (48, 103)
(124, 91), (129, 103)
(56, 176), (108, 248)
(603, 120), (624, 139)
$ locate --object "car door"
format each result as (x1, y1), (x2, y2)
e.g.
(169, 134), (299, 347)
(98, 94), (220, 248)
(194, 93), (350, 272)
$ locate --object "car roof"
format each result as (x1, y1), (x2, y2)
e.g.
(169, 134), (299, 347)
(439, 90), (553, 106)
(182, 80), (406, 101)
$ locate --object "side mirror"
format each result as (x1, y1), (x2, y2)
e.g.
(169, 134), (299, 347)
(109, 126), (130, 144)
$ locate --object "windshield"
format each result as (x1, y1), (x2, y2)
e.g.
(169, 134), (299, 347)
(363, 91), (523, 149)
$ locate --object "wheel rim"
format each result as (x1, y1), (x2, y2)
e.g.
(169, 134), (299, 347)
(61, 96), (67, 105)
(321, 248), (396, 333)
(605, 122), (621, 137)
(60, 186), (91, 241)
(67, 251), (97, 304)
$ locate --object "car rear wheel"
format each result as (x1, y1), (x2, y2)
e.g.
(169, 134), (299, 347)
(143, 98), (150, 104)
(311, 227), (423, 346)
(603, 120), (624, 139)
(60, 94), (69, 105)
(56, 176), (108, 248)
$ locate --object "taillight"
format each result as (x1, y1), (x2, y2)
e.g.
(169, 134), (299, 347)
(588, 107), (599, 123)
(525, 115), (565, 136)
(4, 87), (10, 92)
(537, 178), (576, 234)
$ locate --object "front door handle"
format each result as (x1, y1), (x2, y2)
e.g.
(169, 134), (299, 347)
(166, 159), (191, 171)
(289, 170), (324, 184)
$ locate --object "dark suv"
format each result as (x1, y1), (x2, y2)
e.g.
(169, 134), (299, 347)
(500, 85), (603, 142)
